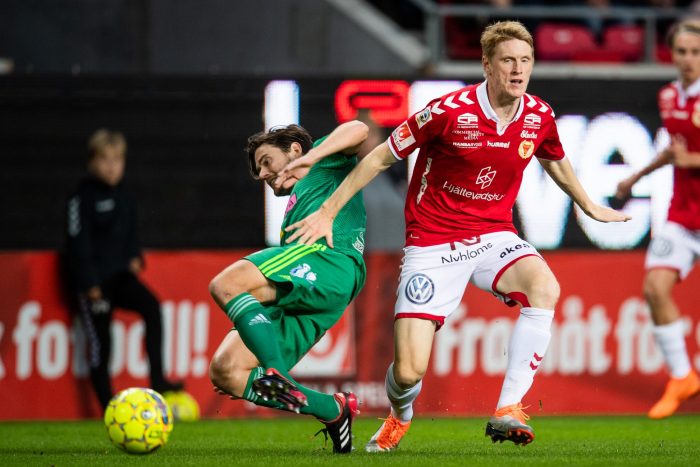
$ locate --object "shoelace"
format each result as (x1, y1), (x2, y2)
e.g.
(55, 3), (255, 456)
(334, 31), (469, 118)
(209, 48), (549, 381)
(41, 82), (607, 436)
(376, 417), (406, 447)
(313, 428), (330, 449)
(494, 404), (531, 423)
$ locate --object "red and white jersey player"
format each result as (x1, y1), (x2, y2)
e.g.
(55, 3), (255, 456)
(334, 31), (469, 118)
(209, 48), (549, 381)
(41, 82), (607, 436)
(389, 81), (564, 247)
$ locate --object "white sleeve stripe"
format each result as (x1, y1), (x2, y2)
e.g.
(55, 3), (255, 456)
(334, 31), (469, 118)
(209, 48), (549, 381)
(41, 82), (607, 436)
(387, 137), (403, 160)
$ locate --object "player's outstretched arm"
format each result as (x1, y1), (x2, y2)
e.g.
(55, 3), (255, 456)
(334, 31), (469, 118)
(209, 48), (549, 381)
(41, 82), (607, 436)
(539, 157), (632, 223)
(615, 148), (672, 200)
(275, 120), (369, 191)
(284, 142), (396, 247)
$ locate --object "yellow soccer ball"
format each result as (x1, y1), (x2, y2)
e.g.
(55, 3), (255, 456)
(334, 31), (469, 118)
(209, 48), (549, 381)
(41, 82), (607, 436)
(104, 387), (174, 454)
(163, 390), (201, 422)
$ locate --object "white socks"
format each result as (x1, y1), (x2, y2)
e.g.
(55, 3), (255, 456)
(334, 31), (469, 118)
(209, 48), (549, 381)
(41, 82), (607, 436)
(653, 320), (692, 379)
(496, 307), (554, 409)
(386, 363), (421, 423)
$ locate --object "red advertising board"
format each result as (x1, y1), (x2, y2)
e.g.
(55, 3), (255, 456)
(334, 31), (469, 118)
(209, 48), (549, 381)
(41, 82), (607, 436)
(0, 250), (698, 419)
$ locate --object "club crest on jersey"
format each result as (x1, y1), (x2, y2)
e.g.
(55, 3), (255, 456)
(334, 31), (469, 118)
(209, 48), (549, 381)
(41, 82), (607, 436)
(476, 166), (496, 189)
(416, 107), (433, 128)
(392, 122), (416, 150)
(284, 193), (297, 214)
(523, 113), (542, 129)
(659, 87), (676, 110)
(518, 140), (535, 159)
(405, 273), (434, 305)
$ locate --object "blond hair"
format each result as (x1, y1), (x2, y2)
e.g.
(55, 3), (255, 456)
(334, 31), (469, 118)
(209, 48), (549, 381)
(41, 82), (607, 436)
(667, 18), (700, 48)
(480, 21), (534, 60)
(87, 129), (126, 161)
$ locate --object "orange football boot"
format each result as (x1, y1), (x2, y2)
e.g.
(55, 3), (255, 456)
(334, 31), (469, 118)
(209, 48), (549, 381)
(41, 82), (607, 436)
(648, 370), (700, 419)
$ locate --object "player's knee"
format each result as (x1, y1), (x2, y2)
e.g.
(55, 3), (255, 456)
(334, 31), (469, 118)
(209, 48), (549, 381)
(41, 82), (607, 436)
(643, 275), (668, 305)
(209, 352), (236, 392)
(209, 352), (251, 398)
(393, 361), (426, 389)
(526, 277), (560, 309)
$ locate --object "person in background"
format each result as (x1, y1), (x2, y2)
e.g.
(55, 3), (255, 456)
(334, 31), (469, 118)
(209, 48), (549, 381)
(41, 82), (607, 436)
(63, 129), (182, 409)
(615, 19), (700, 420)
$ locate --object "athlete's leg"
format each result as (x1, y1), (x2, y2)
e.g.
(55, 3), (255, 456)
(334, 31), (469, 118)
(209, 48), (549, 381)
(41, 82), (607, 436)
(209, 329), (286, 410)
(494, 255), (558, 409)
(645, 268), (689, 377)
(644, 268), (700, 418)
(366, 317), (435, 452)
(481, 255), (557, 445)
(209, 259), (340, 420)
(644, 223), (700, 418)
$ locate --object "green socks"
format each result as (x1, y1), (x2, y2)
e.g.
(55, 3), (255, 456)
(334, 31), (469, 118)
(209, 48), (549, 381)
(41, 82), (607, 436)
(226, 293), (340, 421)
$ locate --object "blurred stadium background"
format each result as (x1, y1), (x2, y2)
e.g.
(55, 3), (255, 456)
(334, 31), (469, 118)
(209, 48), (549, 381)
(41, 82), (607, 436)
(1, 0), (699, 421)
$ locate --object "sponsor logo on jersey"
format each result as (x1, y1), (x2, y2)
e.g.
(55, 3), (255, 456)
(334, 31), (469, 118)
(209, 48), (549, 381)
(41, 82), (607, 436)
(523, 113), (542, 129)
(452, 141), (483, 148)
(392, 122), (416, 151)
(285, 193), (297, 214)
(452, 129), (484, 139)
(442, 180), (505, 201)
(456, 113), (479, 128)
(671, 110), (689, 120)
(518, 140), (535, 159)
(441, 242), (493, 264)
(405, 273), (435, 305)
(476, 166), (496, 189)
(499, 242), (533, 259)
(487, 141), (510, 149)
(415, 107), (433, 128)
(95, 199), (115, 213)
(520, 130), (538, 139)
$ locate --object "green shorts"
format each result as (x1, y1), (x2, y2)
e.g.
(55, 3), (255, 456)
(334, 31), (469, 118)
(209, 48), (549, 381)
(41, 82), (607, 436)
(245, 243), (366, 370)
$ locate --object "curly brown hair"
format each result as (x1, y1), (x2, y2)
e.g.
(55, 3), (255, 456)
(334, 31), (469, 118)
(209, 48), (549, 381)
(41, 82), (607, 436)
(246, 125), (313, 178)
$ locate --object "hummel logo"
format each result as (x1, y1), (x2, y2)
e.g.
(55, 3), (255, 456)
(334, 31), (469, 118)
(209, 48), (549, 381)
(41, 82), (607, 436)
(248, 313), (271, 326)
(529, 352), (544, 370)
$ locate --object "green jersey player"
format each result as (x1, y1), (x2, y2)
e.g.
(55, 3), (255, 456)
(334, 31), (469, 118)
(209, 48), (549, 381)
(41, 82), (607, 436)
(208, 121), (368, 454)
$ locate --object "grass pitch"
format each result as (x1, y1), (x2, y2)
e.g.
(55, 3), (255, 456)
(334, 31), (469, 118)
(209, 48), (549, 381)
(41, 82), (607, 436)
(0, 415), (698, 466)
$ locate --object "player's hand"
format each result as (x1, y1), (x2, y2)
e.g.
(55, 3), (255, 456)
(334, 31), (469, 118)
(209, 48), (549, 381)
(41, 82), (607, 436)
(585, 204), (632, 223)
(284, 208), (335, 248)
(614, 176), (636, 201)
(669, 135), (694, 168)
(129, 257), (143, 274)
(87, 286), (103, 301)
(274, 157), (313, 191)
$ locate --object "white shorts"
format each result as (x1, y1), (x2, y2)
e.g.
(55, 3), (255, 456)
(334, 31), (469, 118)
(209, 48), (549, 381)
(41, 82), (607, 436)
(645, 221), (700, 279)
(394, 231), (543, 328)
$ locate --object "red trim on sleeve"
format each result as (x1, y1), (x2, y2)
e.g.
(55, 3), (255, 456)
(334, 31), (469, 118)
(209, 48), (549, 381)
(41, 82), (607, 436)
(395, 312), (446, 330)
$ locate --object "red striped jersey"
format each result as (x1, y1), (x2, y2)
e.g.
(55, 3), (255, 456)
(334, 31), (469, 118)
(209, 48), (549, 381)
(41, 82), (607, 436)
(658, 80), (700, 230)
(388, 81), (565, 247)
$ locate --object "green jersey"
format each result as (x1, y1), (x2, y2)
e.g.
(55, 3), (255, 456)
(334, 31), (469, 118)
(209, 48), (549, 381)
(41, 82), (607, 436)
(280, 136), (366, 264)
